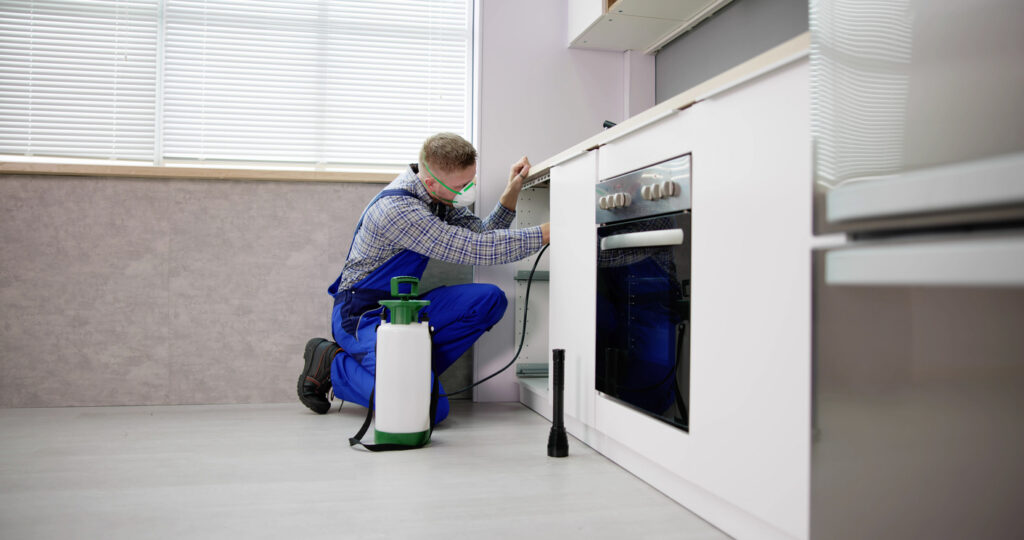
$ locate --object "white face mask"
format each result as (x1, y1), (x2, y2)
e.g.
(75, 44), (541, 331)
(423, 162), (477, 208)
(448, 181), (477, 208)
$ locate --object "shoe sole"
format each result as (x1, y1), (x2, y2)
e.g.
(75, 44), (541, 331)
(298, 337), (331, 414)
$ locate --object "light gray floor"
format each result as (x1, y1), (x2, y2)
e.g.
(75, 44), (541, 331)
(0, 401), (728, 539)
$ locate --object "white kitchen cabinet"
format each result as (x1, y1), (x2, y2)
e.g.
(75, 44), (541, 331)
(569, 0), (733, 53)
(546, 151), (599, 425)
(567, 0), (604, 45)
(683, 58), (811, 540)
(542, 58), (812, 539)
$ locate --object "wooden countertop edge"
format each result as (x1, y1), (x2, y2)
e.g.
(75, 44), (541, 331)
(0, 162), (398, 184)
(525, 31), (811, 183)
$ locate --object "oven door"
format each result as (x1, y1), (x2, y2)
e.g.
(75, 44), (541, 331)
(595, 212), (691, 431)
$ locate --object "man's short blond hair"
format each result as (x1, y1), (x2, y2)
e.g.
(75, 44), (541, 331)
(419, 132), (477, 173)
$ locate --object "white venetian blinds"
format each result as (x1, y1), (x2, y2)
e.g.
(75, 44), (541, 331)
(324, 1), (471, 167)
(0, 0), (472, 168)
(0, 0), (159, 160)
(162, 1), (326, 164)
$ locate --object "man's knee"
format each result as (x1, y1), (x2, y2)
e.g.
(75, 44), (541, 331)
(472, 284), (507, 327)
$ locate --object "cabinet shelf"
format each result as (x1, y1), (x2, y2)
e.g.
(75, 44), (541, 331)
(514, 270), (549, 282)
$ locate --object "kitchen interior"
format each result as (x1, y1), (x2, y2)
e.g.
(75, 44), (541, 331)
(510, 0), (1024, 538)
(1, 0), (1022, 538)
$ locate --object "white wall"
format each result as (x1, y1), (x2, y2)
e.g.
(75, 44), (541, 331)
(472, 0), (628, 401)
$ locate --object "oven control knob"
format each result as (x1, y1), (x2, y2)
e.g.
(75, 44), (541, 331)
(661, 181), (677, 197)
(641, 185), (653, 200)
(612, 193), (624, 208)
(621, 192), (632, 207)
(650, 183), (662, 200)
(598, 196), (609, 210)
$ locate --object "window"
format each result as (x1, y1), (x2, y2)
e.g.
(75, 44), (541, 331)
(0, 1), (160, 161)
(0, 0), (473, 169)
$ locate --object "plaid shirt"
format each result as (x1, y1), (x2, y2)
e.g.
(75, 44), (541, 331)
(337, 165), (544, 291)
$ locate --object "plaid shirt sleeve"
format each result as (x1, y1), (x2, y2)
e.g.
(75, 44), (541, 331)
(445, 202), (516, 233)
(365, 197), (542, 266)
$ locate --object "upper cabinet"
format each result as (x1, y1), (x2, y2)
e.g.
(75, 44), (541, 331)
(569, 0), (734, 54)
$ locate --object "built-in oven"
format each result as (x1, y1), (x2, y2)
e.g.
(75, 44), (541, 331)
(595, 154), (692, 431)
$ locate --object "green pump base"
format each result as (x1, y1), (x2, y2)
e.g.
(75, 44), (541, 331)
(374, 429), (431, 447)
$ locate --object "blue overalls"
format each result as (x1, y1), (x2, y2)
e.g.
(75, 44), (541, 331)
(327, 189), (508, 424)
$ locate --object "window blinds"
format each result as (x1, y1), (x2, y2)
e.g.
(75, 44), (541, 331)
(0, 0), (159, 160)
(323, 1), (471, 167)
(0, 0), (472, 168)
(162, 1), (325, 164)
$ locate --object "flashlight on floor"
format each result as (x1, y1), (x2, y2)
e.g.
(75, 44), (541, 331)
(548, 348), (569, 457)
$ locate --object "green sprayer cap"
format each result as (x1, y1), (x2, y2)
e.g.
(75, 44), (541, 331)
(378, 276), (430, 325)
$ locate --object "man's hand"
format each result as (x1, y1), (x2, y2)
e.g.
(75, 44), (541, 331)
(540, 222), (550, 245)
(500, 155), (531, 211)
(509, 156), (531, 189)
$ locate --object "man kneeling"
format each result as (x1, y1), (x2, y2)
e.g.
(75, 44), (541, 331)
(298, 133), (550, 423)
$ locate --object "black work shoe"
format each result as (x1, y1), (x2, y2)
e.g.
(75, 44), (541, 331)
(298, 338), (342, 415)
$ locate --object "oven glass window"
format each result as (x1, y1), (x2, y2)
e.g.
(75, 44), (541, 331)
(596, 212), (691, 431)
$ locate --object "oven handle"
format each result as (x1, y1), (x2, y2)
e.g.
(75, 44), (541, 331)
(600, 229), (684, 251)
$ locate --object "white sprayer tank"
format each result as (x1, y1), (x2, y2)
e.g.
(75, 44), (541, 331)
(374, 276), (434, 447)
(374, 321), (432, 444)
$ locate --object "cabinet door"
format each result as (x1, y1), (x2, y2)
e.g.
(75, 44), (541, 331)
(549, 151), (598, 424)
(685, 59), (811, 539)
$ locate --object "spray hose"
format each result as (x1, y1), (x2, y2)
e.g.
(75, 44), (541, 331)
(440, 243), (549, 398)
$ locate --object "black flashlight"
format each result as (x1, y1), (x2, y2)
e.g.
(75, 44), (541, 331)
(547, 348), (569, 457)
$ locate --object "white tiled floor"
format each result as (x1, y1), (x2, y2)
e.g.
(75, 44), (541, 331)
(0, 401), (728, 539)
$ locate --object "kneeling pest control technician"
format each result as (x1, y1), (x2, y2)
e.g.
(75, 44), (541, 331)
(298, 132), (551, 423)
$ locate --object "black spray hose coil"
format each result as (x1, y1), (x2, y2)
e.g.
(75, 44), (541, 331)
(441, 243), (549, 398)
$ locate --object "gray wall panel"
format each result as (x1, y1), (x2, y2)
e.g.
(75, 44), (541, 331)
(0, 175), (437, 407)
(655, 0), (808, 103)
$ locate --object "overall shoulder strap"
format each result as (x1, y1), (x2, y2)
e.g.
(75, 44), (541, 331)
(328, 187), (421, 297)
(346, 188), (418, 257)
